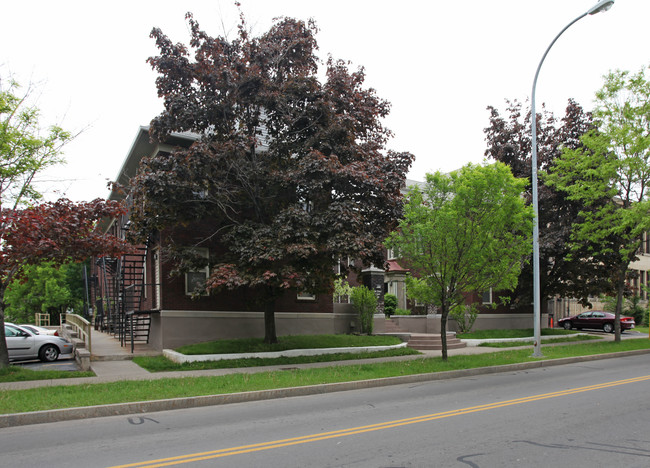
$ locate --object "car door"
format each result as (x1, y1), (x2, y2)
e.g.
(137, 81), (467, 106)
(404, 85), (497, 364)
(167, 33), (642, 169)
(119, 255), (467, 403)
(4, 325), (36, 360)
(590, 312), (606, 328)
(574, 312), (592, 328)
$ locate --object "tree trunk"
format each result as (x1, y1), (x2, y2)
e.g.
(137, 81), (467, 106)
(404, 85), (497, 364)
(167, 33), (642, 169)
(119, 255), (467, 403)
(0, 287), (10, 368)
(263, 296), (278, 344)
(440, 303), (448, 361)
(614, 265), (626, 343)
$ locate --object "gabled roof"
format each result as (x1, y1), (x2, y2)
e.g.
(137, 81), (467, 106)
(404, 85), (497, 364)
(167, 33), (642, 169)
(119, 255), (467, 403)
(109, 127), (198, 201)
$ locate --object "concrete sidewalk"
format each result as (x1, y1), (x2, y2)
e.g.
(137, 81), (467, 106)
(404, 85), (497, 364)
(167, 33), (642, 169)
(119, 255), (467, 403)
(1, 330), (648, 428)
(0, 330), (503, 391)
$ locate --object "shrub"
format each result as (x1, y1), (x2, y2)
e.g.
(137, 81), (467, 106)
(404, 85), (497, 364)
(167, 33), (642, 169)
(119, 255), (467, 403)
(624, 295), (645, 325)
(384, 294), (398, 317)
(351, 286), (377, 334)
(450, 303), (479, 334)
(394, 308), (411, 316)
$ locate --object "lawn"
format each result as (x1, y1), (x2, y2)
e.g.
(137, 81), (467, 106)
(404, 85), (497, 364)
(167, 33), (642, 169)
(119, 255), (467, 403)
(457, 328), (578, 339)
(1, 338), (650, 415)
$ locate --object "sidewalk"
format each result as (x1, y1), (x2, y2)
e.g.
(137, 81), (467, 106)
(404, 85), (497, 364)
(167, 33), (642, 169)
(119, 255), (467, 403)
(1, 330), (643, 391)
(0, 330), (512, 391)
(1, 330), (648, 428)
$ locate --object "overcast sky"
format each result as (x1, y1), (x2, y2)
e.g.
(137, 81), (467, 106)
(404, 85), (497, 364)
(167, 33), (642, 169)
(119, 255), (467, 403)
(1, 0), (648, 202)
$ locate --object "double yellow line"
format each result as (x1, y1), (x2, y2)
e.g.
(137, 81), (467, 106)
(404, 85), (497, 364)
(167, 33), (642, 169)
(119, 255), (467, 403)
(112, 374), (650, 467)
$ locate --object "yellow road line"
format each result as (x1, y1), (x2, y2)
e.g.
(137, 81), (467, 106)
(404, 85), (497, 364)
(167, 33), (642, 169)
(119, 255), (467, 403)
(110, 374), (650, 468)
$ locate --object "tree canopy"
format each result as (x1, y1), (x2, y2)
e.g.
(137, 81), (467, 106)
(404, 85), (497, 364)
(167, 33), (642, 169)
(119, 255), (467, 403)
(4, 261), (86, 325)
(484, 98), (616, 309)
(0, 76), (131, 367)
(129, 13), (413, 343)
(546, 65), (650, 341)
(385, 163), (533, 359)
(0, 77), (72, 209)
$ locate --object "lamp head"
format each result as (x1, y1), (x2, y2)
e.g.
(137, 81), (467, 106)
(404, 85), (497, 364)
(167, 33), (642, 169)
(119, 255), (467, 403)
(588, 0), (614, 15)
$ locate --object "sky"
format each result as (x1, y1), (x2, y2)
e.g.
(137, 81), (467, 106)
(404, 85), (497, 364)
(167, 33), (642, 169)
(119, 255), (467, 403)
(1, 0), (648, 202)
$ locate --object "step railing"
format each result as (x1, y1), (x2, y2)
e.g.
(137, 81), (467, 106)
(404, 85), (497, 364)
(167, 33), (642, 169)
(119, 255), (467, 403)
(63, 313), (92, 354)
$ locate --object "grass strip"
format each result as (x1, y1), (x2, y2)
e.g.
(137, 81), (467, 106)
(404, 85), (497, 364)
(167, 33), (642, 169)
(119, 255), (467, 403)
(175, 334), (404, 355)
(458, 328), (578, 339)
(0, 367), (94, 383)
(478, 335), (601, 348)
(1, 339), (649, 415)
(134, 348), (419, 372)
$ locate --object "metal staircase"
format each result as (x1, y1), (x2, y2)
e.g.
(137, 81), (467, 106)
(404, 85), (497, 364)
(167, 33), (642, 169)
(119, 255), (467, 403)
(94, 245), (152, 349)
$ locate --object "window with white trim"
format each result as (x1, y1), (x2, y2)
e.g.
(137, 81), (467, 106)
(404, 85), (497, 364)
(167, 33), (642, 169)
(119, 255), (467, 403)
(185, 248), (210, 296)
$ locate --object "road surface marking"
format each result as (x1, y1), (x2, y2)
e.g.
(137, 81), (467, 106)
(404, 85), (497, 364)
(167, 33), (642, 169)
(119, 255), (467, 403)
(110, 374), (650, 467)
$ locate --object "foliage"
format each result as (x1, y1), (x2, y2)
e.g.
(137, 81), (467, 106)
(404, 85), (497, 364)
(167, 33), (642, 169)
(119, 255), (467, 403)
(0, 76), (72, 210)
(449, 303), (479, 334)
(350, 286), (377, 334)
(129, 12), (413, 344)
(0, 74), (132, 368)
(333, 277), (353, 304)
(603, 294), (646, 325)
(393, 308), (411, 316)
(386, 162), (533, 359)
(383, 293), (398, 316)
(4, 261), (85, 324)
(546, 65), (650, 341)
(485, 98), (615, 308)
(0, 197), (130, 367)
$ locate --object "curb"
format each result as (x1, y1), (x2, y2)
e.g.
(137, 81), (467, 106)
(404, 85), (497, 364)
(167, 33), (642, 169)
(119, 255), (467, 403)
(2, 348), (649, 428)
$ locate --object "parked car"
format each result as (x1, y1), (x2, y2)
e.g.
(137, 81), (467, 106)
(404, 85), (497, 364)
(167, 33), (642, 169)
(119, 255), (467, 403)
(558, 311), (635, 333)
(4, 323), (73, 362)
(18, 324), (59, 336)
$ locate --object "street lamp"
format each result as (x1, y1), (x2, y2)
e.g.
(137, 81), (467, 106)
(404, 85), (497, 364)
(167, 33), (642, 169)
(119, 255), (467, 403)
(531, 0), (614, 358)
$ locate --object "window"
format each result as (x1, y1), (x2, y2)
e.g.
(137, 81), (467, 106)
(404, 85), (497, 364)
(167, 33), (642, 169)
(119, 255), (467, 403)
(297, 292), (316, 301)
(185, 248), (210, 296)
(482, 288), (493, 305)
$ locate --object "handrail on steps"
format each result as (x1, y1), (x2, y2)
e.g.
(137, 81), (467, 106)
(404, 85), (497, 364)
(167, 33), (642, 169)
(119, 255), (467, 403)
(62, 313), (92, 354)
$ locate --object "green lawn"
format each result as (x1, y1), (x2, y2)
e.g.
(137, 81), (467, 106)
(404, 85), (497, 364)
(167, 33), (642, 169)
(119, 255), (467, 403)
(478, 334), (601, 348)
(175, 334), (403, 355)
(134, 347), (419, 372)
(1, 339), (650, 415)
(457, 328), (578, 339)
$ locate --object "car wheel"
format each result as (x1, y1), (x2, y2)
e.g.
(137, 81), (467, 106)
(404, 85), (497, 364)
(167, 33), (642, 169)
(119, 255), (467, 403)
(39, 344), (59, 362)
(563, 321), (572, 330)
(603, 323), (614, 333)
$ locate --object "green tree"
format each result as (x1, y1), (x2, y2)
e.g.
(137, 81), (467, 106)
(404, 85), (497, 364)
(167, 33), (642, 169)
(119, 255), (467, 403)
(0, 77), (72, 209)
(129, 13), (413, 344)
(546, 66), (650, 342)
(0, 75), (131, 367)
(484, 99), (615, 309)
(386, 163), (533, 360)
(4, 261), (86, 325)
(350, 286), (376, 335)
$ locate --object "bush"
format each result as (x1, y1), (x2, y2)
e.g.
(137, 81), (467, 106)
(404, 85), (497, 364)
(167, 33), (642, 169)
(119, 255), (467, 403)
(450, 303), (479, 334)
(624, 295), (645, 325)
(384, 294), (398, 317)
(394, 308), (411, 316)
(351, 286), (377, 334)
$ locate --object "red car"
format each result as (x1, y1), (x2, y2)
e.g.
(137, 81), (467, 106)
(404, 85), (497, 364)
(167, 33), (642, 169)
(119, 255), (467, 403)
(558, 311), (635, 333)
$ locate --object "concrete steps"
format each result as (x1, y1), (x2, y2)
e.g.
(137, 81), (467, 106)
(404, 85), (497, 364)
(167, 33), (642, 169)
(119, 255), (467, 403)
(406, 333), (467, 351)
(384, 319), (467, 351)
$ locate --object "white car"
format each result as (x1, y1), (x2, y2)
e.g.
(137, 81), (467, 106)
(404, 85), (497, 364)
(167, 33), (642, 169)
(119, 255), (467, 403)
(4, 323), (73, 362)
(18, 324), (59, 336)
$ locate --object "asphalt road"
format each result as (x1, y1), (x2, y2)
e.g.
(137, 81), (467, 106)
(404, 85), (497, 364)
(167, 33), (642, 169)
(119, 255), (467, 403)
(12, 355), (80, 371)
(1, 353), (649, 467)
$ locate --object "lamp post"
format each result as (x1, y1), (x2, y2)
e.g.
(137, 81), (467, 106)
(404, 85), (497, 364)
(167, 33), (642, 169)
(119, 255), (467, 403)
(531, 0), (614, 357)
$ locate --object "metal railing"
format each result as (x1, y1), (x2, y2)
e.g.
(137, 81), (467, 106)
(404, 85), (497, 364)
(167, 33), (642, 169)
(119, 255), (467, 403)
(63, 313), (92, 354)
